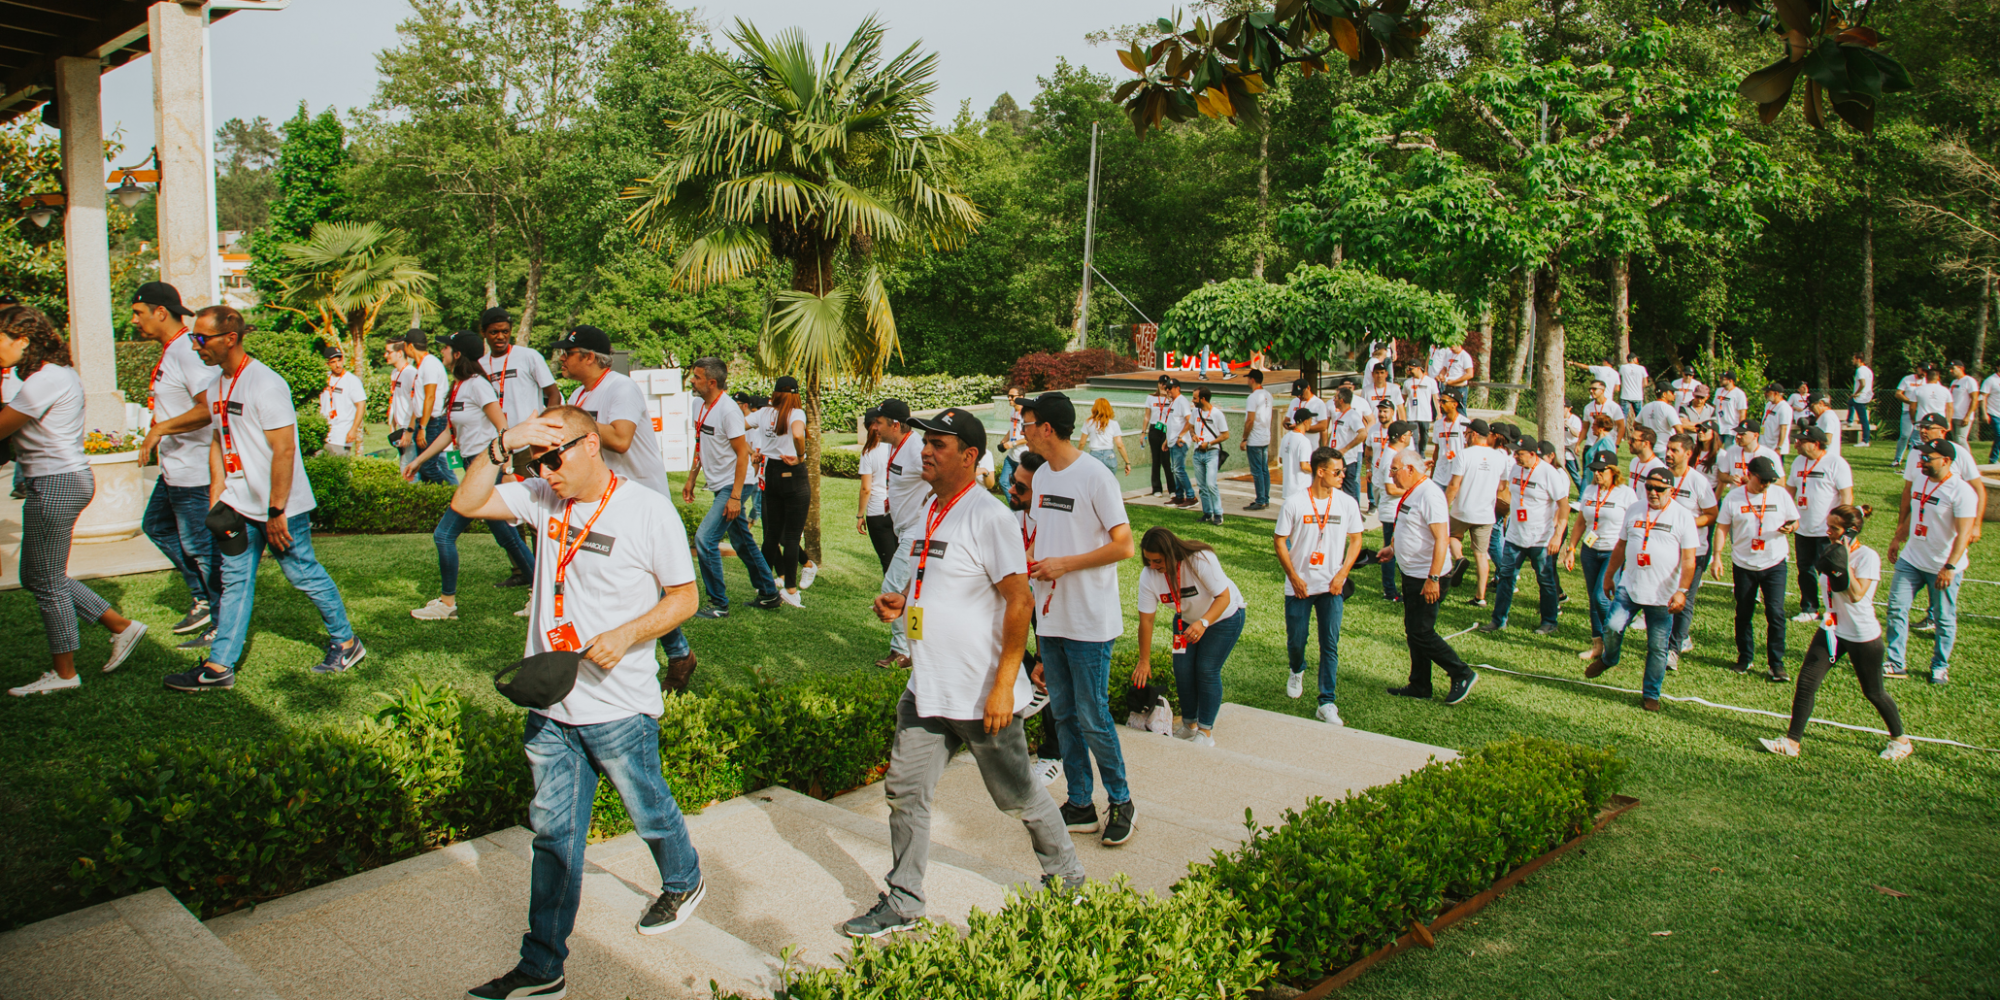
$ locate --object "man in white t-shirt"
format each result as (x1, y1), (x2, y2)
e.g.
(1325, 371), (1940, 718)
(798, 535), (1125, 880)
(1618, 354), (1648, 423)
(316, 344), (366, 456)
(1330, 387), (1369, 506)
(446, 406), (708, 1000)
(1661, 433), (1720, 661)
(1670, 368), (1705, 409)
(1760, 382), (1794, 455)
(1017, 392), (1138, 845)
(1786, 426), (1854, 623)
(1884, 440), (1980, 684)
(385, 336), (418, 466)
(1291, 380), (1331, 447)
(1478, 437), (1570, 635)
(1372, 422), (1414, 601)
(477, 306), (561, 430)
(1144, 375), (1174, 497)
(1403, 359), (1439, 454)
(849, 407), (1086, 938)
(406, 329), (456, 485)
(1948, 360), (1979, 448)
(1721, 424), (1781, 493)
(1848, 352), (1875, 446)
(1585, 467), (1697, 711)
(1274, 445), (1366, 724)
(1893, 415), (1987, 644)
(1430, 391), (1470, 479)
(1805, 392), (1843, 459)
(1437, 342), (1475, 397)
(873, 398), (931, 670)
(682, 356), (779, 616)
(1714, 455), (1800, 679)
(1713, 371), (1749, 436)
(1914, 365), (1953, 430)
(1278, 407), (1316, 503)
(162, 305), (364, 693)
(131, 282), (222, 643)
(1637, 383), (1679, 450)
(1444, 419), (1505, 607)
(1566, 358), (1621, 405)
(1242, 368), (1274, 510)
(1581, 378), (1624, 447)
(1162, 379), (1197, 506)
(1983, 362), (2000, 465)
(1380, 447), (1479, 704)
(1364, 364), (1405, 426)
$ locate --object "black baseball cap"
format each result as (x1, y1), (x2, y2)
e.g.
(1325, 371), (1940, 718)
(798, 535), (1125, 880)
(879, 398), (912, 423)
(1735, 423), (1761, 438)
(444, 331), (482, 358)
(552, 325), (611, 355)
(1917, 438), (1958, 461)
(495, 650), (581, 709)
(863, 406), (882, 424)
(1798, 426), (1828, 445)
(1513, 437), (1539, 454)
(730, 391), (750, 404)
(773, 375), (800, 394)
(1764, 381), (1787, 394)
(478, 306), (512, 330)
(1746, 456), (1780, 482)
(132, 281), (193, 318)
(1588, 451), (1618, 471)
(909, 406), (987, 456)
(1644, 467), (1675, 487)
(1807, 392), (1829, 405)
(405, 328), (429, 350)
(1917, 413), (1950, 430)
(1019, 392), (1076, 436)
(1387, 419), (1412, 440)
(1537, 439), (1558, 459)
(1292, 406), (1315, 425)
(1375, 398), (1395, 411)
(204, 501), (250, 556)
(1468, 417), (1491, 436)
(318, 342), (343, 360)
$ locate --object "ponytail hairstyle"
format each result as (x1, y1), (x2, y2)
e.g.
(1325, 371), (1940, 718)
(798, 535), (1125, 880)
(1139, 525), (1217, 590)
(771, 390), (800, 436)
(0, 305), (72, 376)
(1826, 503), (1874, 541)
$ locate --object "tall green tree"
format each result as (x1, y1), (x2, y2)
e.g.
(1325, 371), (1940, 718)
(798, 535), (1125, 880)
(270, 222), (437, 361)
(249, 105), (350, 311)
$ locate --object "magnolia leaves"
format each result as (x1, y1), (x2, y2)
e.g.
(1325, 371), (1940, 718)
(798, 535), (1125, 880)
(1727, 0), (1911, 133)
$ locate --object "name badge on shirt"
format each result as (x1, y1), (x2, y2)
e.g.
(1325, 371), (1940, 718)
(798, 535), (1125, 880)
(546, 622), (582, 651)
(907, 606), (925, 641)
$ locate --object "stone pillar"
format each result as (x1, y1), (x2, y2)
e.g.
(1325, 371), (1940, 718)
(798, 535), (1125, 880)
(54, 56), (125, 434)
(149, 0), (217, 310)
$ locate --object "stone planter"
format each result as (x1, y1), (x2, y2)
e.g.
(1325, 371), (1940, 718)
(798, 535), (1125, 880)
(74, 450), (145, 544)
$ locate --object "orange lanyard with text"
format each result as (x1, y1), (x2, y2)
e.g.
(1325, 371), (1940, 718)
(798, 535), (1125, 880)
(147, 330), (185, 413)
(690, 392), (719, 467)
(217, 356), (251, 470)
(913, 480), (976, 601)
(1914, 474), (1951, 531)
(553, 472), (619, 620)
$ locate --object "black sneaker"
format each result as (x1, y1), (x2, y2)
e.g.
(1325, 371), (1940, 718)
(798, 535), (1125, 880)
(1444, 670), (1479, 705)
(466, 969), (565, 999)
(1060, 801), (1100, 833)
(171, 602), (212, 635)
(176, 628), (216, 651)
(1474, 622), (1502, 633)
(695, 606), (729, 619)
(1466, 597), (1488, 608)
(843, 894), (917, 939)
(1914, 616), (1936, 632)
(1101, 800), (1136, 845)
(1533, 622), (1559, 636)
(493, 571), (531, 588)
(1767, 671), (1790, 684)
(636, 877), (705, 934)
(1448, 557), (1471, 587)
(314, 638), (367, 675)
(753, 593), (783, 610)
(1730, 660), (1750, 674)
(1387, 684), (1434, 699)
(164, 665), (235, 692)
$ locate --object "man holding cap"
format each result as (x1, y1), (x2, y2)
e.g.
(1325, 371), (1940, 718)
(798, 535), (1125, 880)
(1885, 439), (1980, 684)
(131, 281), (222, 644)
(1587, 467), (1698, 711)
(405, 329), (456, 484)
(478, 306), (561, 430)
(162, 306), (364, 692)
(1017, 391), (1138, 845)
(448, 406), (707, 1000)
(682, 356), (780, 616)
(1381, 446), (1479, 705)
(848, 406), (1086, 938)
(1478, 436), (1570, 635)
(1275, 445), (1366, 724)
(316, 344), (366, 456)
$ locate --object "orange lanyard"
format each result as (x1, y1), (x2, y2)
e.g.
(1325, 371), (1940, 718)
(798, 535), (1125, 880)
(912, 480), (976, 601)
(489, 346), (513, 402)
(1796, 456), (1821, 491)
(1745, 490), (1771, 539)
(552, 472), (619, 619)
(445, 379), (469, 443)
(1167, 561), (1186, 616)
(571, 369), (609, 411)
(1587, 486), (1615, 533)
(147, 330), (185, 412)
(690, 391), (719, 466)
(217, 356), (251, 452)
(1635, 505), (1667, 552)
(1309, 489), (1334, 558)
(1394, 476), (1428, 522)
(323, 375), (340, 419)
(1914, 473), (1951, 528)
(886, 432), (914, 477)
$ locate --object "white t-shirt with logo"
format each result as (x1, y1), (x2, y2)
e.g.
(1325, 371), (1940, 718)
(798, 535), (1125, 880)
(1333, 406), (1368, 463)
(1578, 483), (1637, 551)
(149, 334), (218, 487)
(1432, 414), (1470, 476)
(1787, 452), (1853, 538)
(1136, 549), (1244, 624)
(1082, 418), (1123, 452)
(1243, 388), (1273, 446)
(1504, 460), (1570, 548)
(1028, 456), (1129, 642)
(1672, 377), (1704, 408)
(759, 408), (807, 462)
(1404, 375), (1438, 421)
(567, 371), (672, 500)
(1164, 395), (1195, 444)
(1189, 405), (1229, 450)
(446, 375), (501, 458)
(1439, 348), (1474, 386)
(8, 364), (88, 477)
(388, 365), (417, 429)
(211, 359), (317, 519)
(1586, 365), (1620, 395)
(1831, 545), (1883, 643)
(1901, 444), (1980, 487)
(500, 477), (694, 725)
(1722, 444), (1781, 490)
(319, 371), (366, 446)
(1279, 430), (1314, 501)
(1761, 399), (1794, 453)
(690, 392), (748, 494)
(1616, 500), (1697, 606)
(1628, 455), (1666, 482)
(859, 441), (890, 517)
(1714, 386), (1749, 433)
(1393, 477), (1450, 578)
(1275, 487), (1363, 597)
(415, 352), (450, 419)
(1618, 363), (1648, 401)
(1983, 374), (2000, 418)
(882, 432), (930, 537)
(1717, 486), (1799, 572)
(1662, 467), (1718, 556)
(1913, 382), (1952, 422)
(481, 346), (557, 429)
(899, 488), (1032, 720)
(1449, 445), (1507, 525)
(1292, 395), (1329, 436)
(1638, 400), (1679, 446)
(1901, 474), (1978, 574)
(1952, 376), (1979, 423)
(1364, 381), (1403, 417)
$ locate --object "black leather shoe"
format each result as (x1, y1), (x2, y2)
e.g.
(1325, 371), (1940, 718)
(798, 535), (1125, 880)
(1386, 684), (1434, 699)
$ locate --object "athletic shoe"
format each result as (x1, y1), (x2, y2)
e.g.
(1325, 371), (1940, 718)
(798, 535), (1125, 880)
(1172, 722), (1196, 740)
(1385, 593), (1402, 603)
(1021, 688), (1050, 717)
(1913, 616), (1936, 632)
(1883, 661), (1907, 678)
(874, 654), (911, 670)
(695, 606), (729, 620)
(779, 590), (804, 609)
(1191, 731), (1216, 748)
(1032, 758), (1062, 787)
(1879, 739), (1914, 762)
(1444, 671), (1478, 705)
(1387, 684), (1434, 699)
(1101, 800), (1137, 845)
(1791, 611), (1820, 623)
(843, 895), (918, 939)
(1060, 802), (1100, 834)
(1759, 736), (1800, 757)
(163, 665), (235, 692)
(1640, 697), (1662, 712)
(1929, 669), (1949, 686)
(1474, 622), (1502, 633)
(493, 571), (530, 588)
(1286, 670), (1304, 699)
(466, 969), (566, 999)
(1767, 670), (1790, 684)
(1315, 703), (1344, 726)
(1465, 597), (1488, 608)
(411, 599), (458, 621)
(1448, 557), (1471, 587)
(1245, 502), (1268, 511)
(176, 628), (216, 651)
(1679, 635), (1693, 654)
(101, 621), (148, 674)
(664, 653), (698, 693)
(514, 602), (531, 618)
(1577, 645), (1599, 661)
(314, 639), (367, 675)
(1730, 660), (1750, 674)
(1584, 658), (1612, 679)
(753, 593), (783, 610)
(799, 563), (819, 589)
(1533, 622), (1559, 636)
(1212, 515), (1224, 526)
(1666, 651), (1680, 671)
(636, 877), (705, 935)
(171, 602), (212, 635)
(9, 671), (79, 696)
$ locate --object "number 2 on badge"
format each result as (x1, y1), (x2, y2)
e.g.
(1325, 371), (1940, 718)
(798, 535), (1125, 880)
(907, 607), (924, 641)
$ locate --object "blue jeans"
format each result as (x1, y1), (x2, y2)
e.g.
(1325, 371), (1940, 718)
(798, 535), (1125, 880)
(1622, 399), (1641, 424)
(1168, 443), (1191, 500)
(1601, 587), (1674, 700)
(1988, 416), (1999, 464)
(1567, 455), (1583, 493)
(1175, 607), (1244, 727)
(1191, 447), (1220, 515)
(1375, 498), (1400, 599)
(1848, 401), (1872, 444)
(1893, 410), (1915, 464)
(434, 507), (535, 595)
(1341, 458), (1362, 504)
(1669, 550), (1712, 651)
(142, 480), (220, 607)
(208, 512), (355, 670)
(882, 540), (913, 655)
(1580, 547), (1618, 638)
(1039, 636), (1130, 808)
(517, 712), (700, 981)
(417, 415), (457, 485)
(1285, 594), (1343, 707)
(694, 487), (776, 609)
(1884, 556), (1960, 674)
(745, 480), (763, 524)
(1246, 445), (1269, 504)
(1492, 539), (1559, 628)
(1090, 448), (1119, 479)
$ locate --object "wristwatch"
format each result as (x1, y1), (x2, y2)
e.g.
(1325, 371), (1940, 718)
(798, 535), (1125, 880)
(267, 506), (285, 521)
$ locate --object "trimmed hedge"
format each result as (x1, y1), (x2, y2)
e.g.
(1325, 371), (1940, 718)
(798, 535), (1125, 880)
(303, 456), (462, 535)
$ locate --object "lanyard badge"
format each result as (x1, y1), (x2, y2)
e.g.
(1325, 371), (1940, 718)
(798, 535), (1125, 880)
(216, 356), (251, 476)
(551, 472), (620, 622)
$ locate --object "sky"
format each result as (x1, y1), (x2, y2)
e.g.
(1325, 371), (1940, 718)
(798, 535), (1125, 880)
(97, 0), (1165, 167)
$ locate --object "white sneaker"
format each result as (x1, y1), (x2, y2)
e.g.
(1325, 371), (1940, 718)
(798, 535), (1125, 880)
(411, 599), (458, 621)
(102, 621), (147, 674)
(799, 562), (818, 589)
(1191, 731), (1216, 748)
(1879, 739), (1914, 762)
(514, 601), (531, 618)
(1172, 723), (1196, 741)
(10, 671), (79, 696)
(1315, 703), (1344, 726)
(1285, 670), (1304, 699)
(780, 590), (804, 608)
(1032, 758), (1062, 786)
(1577, 645), (1600, 661)
(1679, 635), (1693, 654)
(1792, 611), (1820, 623)
(1759, 737), (1801, 757)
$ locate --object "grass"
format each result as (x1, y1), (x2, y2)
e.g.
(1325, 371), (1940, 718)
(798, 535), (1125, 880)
(2, 440), (1997, 999)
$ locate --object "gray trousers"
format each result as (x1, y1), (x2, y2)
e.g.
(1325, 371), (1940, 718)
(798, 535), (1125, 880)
(883, 688), (1082, 917)
(22, 470), (113, 656)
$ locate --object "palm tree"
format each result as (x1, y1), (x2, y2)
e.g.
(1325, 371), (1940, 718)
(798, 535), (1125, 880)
(271, 221), (436, 363)
(625, 15), (982, 563)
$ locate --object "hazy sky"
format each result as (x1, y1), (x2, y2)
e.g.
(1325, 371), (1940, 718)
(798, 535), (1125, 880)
(97, 0), (1163, 166)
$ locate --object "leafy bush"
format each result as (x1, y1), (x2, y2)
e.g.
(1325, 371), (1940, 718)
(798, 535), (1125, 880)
(1008, 348), (1144, 392)
(819, 449), (861, 479)
(297, 412), (329, 455)
(114, 341), (160, 403)
(363, 366), (396, 424)
(113, 332), (342, 411)
(302, 455), (465, 535)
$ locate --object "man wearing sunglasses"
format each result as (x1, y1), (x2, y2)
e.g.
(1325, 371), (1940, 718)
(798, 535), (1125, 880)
(1586, 467), (1698, 712)
(131, 281), (222, 648)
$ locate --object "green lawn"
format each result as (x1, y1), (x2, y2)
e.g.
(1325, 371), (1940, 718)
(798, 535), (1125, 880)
(2, 443), (1996, 998)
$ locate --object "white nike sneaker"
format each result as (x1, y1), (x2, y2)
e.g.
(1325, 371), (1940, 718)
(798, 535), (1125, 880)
(411, 599), (458, 621)
(514, 601), (531, 618)
(1286, 670), (1304, 699)
(1879, 739), (1914, 762)
(780, 590), (804, 608)
(102, 621), (147, 673)
(9, 671), (80, 696)
(799, 562), (819, 589)
(1759, 737), (1801, 757)
(1315, 703), (1344, 726)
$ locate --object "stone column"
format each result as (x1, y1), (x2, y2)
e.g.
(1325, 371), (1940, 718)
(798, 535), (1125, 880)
(149, 0), (217, 310)
(54, 56), (124, 434)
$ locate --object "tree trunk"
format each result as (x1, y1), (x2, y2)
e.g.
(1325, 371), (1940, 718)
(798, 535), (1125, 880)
(1330, 243), (1342, 265)
(1611, 254), (1630, 362)
(1252, 123), (1270, 280)
(1533, 262), (1567, 445)
(1503, 269), (1536, 415)
(1975, 271), (1993, 373)
(346, 308), (368, 371)
(519, 232), (544, 346)
(1861, 187), (1876, 366)
(1474, 298), (1494, 408)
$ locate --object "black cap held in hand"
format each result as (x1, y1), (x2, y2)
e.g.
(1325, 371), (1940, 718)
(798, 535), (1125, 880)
(205, 502), (249, 556)
(495, 650), (583, 709)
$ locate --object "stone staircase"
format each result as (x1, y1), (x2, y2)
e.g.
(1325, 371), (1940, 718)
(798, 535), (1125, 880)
(0, 704), (1451, 1000)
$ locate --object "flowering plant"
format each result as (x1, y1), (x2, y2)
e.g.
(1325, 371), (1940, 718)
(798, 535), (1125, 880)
(82, 429), (143, 455)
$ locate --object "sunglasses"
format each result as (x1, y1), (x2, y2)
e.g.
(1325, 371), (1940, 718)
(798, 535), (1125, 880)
(528, 435), (589, 475)
(1644, 484), (1670, 493)
(189, 332), (236, 347)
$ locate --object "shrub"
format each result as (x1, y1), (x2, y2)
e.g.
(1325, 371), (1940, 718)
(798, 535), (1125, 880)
(115, 341), (161, 403)
(363, 366), (395, 424)
(818, 449), (861, 479)
(1008, 349), (1144, 392)
(303, 456), (463, 535)
(112, 334), (344, 412)
(297, 412), (329, 455)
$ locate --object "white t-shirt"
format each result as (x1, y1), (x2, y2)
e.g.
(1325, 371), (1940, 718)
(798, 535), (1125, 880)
(1275, 487), (1363, 597)
(1432, 414), (1470, 477)
(1760, 399), (1794, 453)
(759, 407), (807, 462)
(1714, 386), (1749, 432)
(388, 365), (417, 429)
(1788, 392), (1809, 416)
(1663, 466), (1718, 556)
(480, 346), (557, 429)
(1952, 376), (1979, 423)
(1504, 460), (1570, 548)
(1616, 500), (1697, 606)
(1564, 412), (1584, 451)
(1189, 405), (1229, 449)
(1814, 408), (1843, 457)
(1900, 444), (1980, 487)
(1672, 377), (1704, 409)
(1163, 395), (1195, 443)
(1902, 474), (1978, 574)
(1404, 375), (1438, 421)
(148, 333), (218, 487)
(1578, 483), (1638, 551)
(1332, 406), (1368, 463)
(1831, 544), (1883, 643)
(8, 364), (87, 477)
(1983, 374), (2000, 418)
(1628, 455), (1666, 481)
(1851, 365), (1874, 404)
(1583, 398), (1621, 429)
(1292, 394), (1329, 435)
(211, 359), (317, 519)
(318, 371), (366, 444)
(567, 371), (672, 500)
(1717, 486), (1799, 571)
(1895, 375), (1920, 411)
(859, 441), (890, 517)
(1449, 446), (1507, 525)
(500, 477), (694, 725)
(690, 392), (748, 493)
(1144, 392), (1171, 429)
(1913, 382), (1952, 422)
(1082, 417), (1123, 452)
(1586, 365), (1620, 395)
(1638, 400), (1679, 446)
(1278, 430), (1314, 501)
(414, 352), (449, 419)
(1028, 456), (1129, 642)
(1372, 442), (1406, 523)
(1722, 444), (1781, 489)
(446, 375), (501, 458)
(1428, 345), (1451, 377)
(742, 406), (772, 456)
(1363, 381), (1403, 417)
(1393, 477), (1450, 577)
(900, 489), (1033, 720)
(1439, 348), (1474, 386)
(882, 432), (930, 536)
(1618, 363), (1648, 401)
(1243, 388), (1273, 446)
(1787, 452), (1853, 538)
(1136, 548), (1244, 624)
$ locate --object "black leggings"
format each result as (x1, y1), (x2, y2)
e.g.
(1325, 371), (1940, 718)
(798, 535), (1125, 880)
(1148, 426), (1169, 493)
(1795, 534), (1829, 612)
(761, 467), (811, 589)
(1787, 631), (1903, 742)
(865, 513), (898, 571)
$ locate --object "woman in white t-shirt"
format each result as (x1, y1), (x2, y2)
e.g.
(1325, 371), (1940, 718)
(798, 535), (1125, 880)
(1763, 504), (1910, 761)
(856, 408), (896, 570)
(1131, 527), (1246, 747)
(0, 306), (147, 695)
(759, 376), (814, 604)
(403, 332), (535, 619)
(1075, 397), (1132, 478)
(1563, 453), (1637, 664)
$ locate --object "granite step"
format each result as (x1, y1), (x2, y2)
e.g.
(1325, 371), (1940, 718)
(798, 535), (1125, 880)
(0, 887), (279, 1000)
